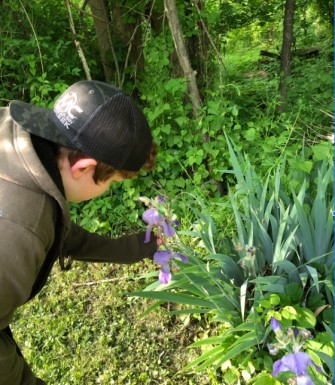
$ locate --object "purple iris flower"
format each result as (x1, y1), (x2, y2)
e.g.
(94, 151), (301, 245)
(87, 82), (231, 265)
(142, 207), (163, 225)
(142, 208), (175, 243)
(273, 352), (320, 385)
(142, 208), (164, 243)
(161, 221), (176, 237)
(267, 344), (279, 356)
(154, 250), (171, 265)
(270, 317), (283, 337)
(159, 265), (171, 284)
(294, 327), (299, 339)
(154, 250), (188, 284)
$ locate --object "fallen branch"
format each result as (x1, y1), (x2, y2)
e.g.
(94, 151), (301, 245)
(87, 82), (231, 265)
(260, 50), (280, 60)
(73, 277), (129, 288)
(260, 47), (321, 60)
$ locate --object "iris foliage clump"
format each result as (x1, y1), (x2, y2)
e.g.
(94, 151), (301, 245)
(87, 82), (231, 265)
(132, 137), (334, 385)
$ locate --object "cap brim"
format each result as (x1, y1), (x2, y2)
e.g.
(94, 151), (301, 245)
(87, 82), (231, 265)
(9, 101), (74, 148)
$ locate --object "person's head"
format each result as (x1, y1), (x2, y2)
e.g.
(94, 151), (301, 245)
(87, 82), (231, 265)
(56, 142), (156, 202)
(9, 80), (156, 201)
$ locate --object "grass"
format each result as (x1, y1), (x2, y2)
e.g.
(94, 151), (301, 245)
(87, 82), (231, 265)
(11, 260), (214, 385)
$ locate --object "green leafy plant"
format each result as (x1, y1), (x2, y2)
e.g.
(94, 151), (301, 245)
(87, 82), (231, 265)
(130, 136), (334, 383)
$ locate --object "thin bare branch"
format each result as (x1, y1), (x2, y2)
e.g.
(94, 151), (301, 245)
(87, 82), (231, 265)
(191, 0), (225, 86)
(73, 276), (133, 288)
(164, 0), (202, 117)
(18, 0), (44, 73)
(64, 0), (92, 80)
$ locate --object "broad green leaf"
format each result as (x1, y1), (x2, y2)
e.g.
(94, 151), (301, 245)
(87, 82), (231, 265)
(253, 276), (287, 293)
(274, 260), (302, 284)
(196, 349), (229, 372)
(140, 300), (164, 317)
(270, 294), (281, 305)
(292, 193), (315, 261)
(168, 308), (210, 316)
(251, 208), (274, 264)
(305, 265), (319, 292)
(284, 283), (303, 302)
(259, 174), (270, 218)
(233, 321), (259, 332)
(183, 345), (224, 371)
(254, 373), (282, 385)
(322, 322), (334, 340)
(272, 207), (296, 264)
(244, 127), (256, 141)
(312, 142), (332, 161)
(203, 254), (241, 279)
(296, 160), (313, 173)
(311, 167), (334, 257)
(311, 350), (334, 377)
(214, 332), (259, 370)
(296, 307), (317, 328)
(281, 306), (298, 320)
(225, 134), (245, 186)
(230, 192), (247, 245)
(189, 337), (226, 347)
(262, 192), (275, 228)
(211, 313), (236, 324)
(130, 291), (216, 308)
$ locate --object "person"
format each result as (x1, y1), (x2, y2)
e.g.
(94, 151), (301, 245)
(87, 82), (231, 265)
(0, 80), (162, 385)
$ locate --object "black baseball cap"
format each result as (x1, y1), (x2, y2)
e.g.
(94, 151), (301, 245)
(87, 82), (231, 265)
(9, 80), (153, 171)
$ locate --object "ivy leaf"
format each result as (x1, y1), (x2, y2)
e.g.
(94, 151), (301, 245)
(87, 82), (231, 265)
(312, 142), (331, 161)
(296, 307), (317, 328)
(244, 127), (256, 141)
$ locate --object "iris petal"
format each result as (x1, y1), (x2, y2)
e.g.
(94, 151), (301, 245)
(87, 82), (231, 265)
(273, 352), (317, 378)
(282, 352), (312, 376)
(144, 226), (152, 243)
(270, 317), (282, 333)
(159, 265), (171, 284)
(142, 208), (163, 225)
(154, 250), (172, 265)
(162, 221), (175, 238)
(272, 359), (285, 376)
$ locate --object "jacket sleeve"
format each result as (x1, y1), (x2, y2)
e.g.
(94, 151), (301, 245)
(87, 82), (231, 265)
(62, 223), (158, 264)
(0, 221), (48, 331)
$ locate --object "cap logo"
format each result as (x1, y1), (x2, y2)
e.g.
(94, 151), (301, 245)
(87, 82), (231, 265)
(54, 91), (83, 129)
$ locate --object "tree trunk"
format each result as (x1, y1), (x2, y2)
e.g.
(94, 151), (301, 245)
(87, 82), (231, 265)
(109, 0), (145, 89)
(163, 0), (202, 117)
(188, 0), (210, 94)
(145, 0), (164, 36)
(278, 0), (295, 111)
(163, 0), (225, 195)
(88, 0), (120, 84)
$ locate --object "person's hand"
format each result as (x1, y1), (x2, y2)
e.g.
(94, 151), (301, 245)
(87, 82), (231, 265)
(156, 237), (166, 247)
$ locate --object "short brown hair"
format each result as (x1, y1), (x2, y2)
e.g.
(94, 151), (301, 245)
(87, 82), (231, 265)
(57, 142), (157, 183)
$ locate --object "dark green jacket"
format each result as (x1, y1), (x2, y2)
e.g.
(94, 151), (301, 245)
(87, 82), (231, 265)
(0, 106), (157, 332)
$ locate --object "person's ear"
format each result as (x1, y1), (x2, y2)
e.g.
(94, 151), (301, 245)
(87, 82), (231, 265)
(70, 158), (97, 179)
